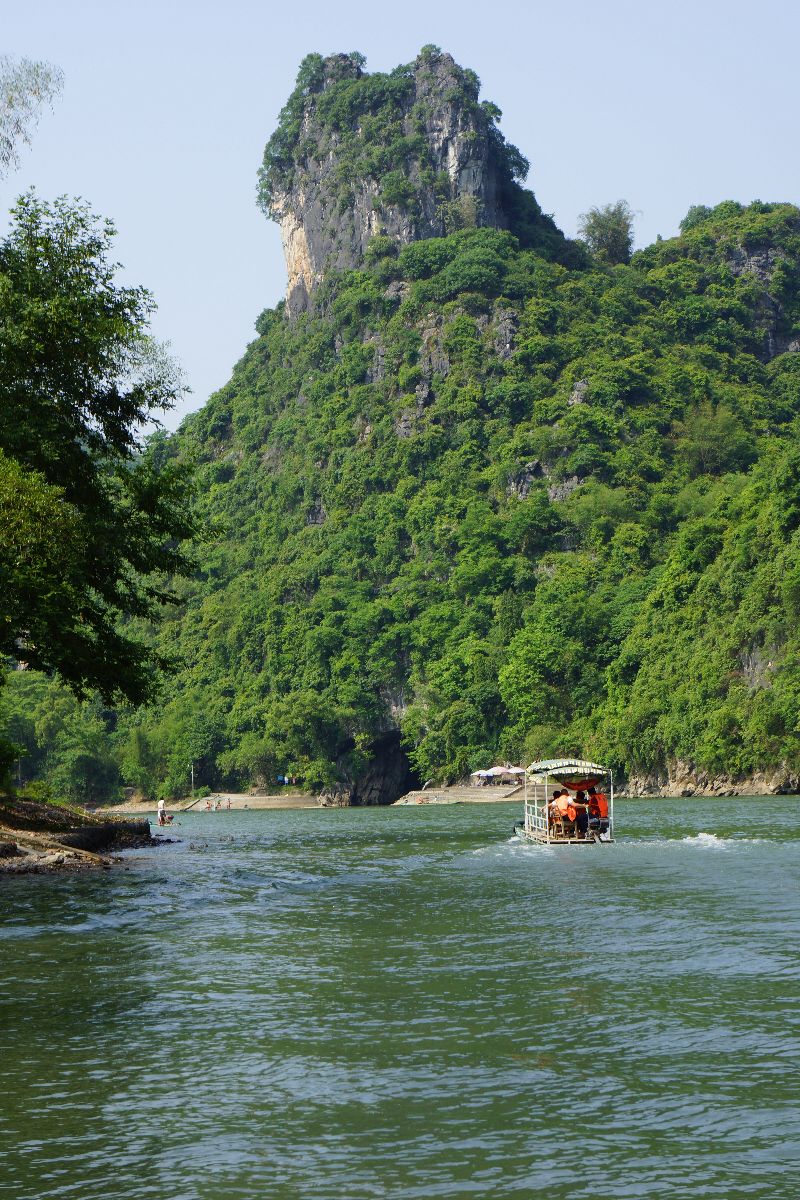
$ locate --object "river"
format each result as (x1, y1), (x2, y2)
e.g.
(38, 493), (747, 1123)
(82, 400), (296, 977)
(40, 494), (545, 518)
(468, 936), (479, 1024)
(1, 798), (798, 1199)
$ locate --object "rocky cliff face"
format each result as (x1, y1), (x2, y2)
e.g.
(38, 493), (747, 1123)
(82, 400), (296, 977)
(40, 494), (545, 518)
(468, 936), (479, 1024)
(259, 49), (552, 313)
(622, 762), (800, 797)
(726, 243), (800, 360)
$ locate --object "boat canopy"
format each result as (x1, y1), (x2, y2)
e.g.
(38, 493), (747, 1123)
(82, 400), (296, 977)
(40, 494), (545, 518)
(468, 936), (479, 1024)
(526, 758), (610, 790)
(471, 765), (526, 778)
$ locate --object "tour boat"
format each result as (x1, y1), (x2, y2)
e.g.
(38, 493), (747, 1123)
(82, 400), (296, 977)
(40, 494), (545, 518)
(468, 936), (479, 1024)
(514, 758), (614, 845)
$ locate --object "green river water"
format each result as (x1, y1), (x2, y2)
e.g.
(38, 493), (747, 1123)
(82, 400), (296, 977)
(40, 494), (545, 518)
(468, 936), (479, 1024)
(1, 798), (798, 1199)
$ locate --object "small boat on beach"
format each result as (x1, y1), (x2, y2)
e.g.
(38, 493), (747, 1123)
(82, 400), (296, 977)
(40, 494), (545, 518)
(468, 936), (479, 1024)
(514, 758), (614, 845)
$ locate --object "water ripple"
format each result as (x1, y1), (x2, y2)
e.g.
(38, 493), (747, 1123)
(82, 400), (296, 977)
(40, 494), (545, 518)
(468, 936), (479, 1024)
(1, 797), (798, 1199)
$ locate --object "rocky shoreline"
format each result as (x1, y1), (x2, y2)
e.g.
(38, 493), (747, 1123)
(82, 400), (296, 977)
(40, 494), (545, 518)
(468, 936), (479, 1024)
(0, 795), (155, 876)
(621, 762), (800, 797)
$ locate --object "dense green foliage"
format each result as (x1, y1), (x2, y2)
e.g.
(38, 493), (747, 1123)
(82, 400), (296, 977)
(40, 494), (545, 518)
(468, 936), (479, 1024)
(0, 193), (195, 705)
(0, 194), (196, 785)
(0, 671), (120, 804)
(55, 195), (795, 800)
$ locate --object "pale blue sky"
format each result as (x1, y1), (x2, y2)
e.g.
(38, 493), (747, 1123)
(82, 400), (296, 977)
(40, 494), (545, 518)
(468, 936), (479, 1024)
(4, 0), (799, 427)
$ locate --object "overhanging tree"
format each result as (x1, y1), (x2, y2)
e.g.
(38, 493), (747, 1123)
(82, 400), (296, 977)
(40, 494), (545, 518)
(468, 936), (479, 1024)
(0, 55), (63, 177)
(0, 192), (195, 705)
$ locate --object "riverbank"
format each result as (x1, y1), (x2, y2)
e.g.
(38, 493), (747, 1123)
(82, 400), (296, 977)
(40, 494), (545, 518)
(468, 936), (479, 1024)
(0, 794), (154, 875)
(104, 791), (320, 814)
(396, 771), (800, 803)
(623, 763), (800, 796)
(394, 784), (523, 805)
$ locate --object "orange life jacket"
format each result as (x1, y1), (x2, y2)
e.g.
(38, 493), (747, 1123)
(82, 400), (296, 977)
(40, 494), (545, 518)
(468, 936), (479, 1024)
(556, 795), (571, 815)
(593, 793), (609, 818)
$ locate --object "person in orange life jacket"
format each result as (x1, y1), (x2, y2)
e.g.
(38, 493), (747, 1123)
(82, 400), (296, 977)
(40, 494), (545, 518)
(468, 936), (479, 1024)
(554, 789), (586, 834)
(556, 790), (572, 817)
(587, 785), (609, 831)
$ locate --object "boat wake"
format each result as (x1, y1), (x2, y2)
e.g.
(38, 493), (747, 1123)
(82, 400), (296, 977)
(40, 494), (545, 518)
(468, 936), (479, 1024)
(680, 832), (768, 849)
(611, 832), (774, 851)
(500, 831), (774, 853)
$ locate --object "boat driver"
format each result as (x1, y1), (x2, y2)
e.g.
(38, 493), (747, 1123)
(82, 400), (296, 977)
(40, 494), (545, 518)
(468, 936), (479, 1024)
(587, 785), (609, 832)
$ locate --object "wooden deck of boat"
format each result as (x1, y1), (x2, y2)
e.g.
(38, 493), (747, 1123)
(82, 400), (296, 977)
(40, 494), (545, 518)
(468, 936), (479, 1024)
(516, 827), (605, 846)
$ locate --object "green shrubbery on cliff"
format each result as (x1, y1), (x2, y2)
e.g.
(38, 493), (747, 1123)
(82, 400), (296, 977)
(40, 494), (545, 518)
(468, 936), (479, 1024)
(5, 57), (800, 801)
(257, 47), (571, 266)
(26, 196), (791, 798)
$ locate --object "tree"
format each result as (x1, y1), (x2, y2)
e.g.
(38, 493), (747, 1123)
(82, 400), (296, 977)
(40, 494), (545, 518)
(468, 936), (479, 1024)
(679, 204), (713, 234)
(0, 56), (63, 177)
(0, 192), (194, 704)
(578, 200), (635, 265)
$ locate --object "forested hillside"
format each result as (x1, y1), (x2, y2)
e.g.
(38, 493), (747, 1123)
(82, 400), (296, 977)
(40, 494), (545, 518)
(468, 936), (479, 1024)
(5, 48), (800, 802)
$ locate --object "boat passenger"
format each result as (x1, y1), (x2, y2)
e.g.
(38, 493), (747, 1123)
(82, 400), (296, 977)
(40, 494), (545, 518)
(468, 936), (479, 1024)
(551, 789), (578, 833)
(587, 786), (609, 832)
(573, 790), (590, 838)
(548, 790), (561, 828)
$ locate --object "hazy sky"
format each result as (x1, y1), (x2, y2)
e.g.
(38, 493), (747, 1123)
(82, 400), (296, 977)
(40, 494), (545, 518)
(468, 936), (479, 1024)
(4, 0), (799, 428)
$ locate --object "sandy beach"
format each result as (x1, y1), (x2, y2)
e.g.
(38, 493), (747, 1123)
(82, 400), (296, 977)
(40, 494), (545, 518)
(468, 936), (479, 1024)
(103, 791), (320, 814)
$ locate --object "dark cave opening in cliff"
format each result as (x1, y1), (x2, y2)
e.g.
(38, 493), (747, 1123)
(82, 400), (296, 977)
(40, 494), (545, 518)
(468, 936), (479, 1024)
(344, 730), (421, 806)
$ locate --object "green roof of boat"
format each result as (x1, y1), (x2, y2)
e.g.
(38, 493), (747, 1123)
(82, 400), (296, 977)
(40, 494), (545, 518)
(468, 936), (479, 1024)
(526, 758), (610, 775)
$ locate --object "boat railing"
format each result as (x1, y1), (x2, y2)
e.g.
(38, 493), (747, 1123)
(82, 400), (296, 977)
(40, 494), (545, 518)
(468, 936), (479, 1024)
(523, 777), (550, 840)
(524, 802), (547, 834)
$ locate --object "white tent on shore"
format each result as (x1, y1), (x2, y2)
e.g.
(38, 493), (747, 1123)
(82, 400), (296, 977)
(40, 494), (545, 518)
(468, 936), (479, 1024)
(470, 764), (526, 783)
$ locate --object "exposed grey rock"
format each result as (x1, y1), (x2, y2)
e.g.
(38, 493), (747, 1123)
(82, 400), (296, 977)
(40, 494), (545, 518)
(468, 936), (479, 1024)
(623, 761), (800, 797)
(547, 475), (582, 502)
(349, 730), (420, 805)
(493, 307), (518, 360)
(269, 51), (522, 314)
(726, 243), (800, 361)
(364, 333), (386, 382)
(306, 498), (327, 525)
(383, 280), (410, 303)
(739, 644), (775, 691)
(319, 788), (351, 807)
(764, 330), (800, 358)
(394, 409), (415, 438)
(568, 378), (589, 406)
(261, 444), (280, 470)
(418, 314), (451, 379)
(507, 460), (546, 500)
(726, 245), (781, 283)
